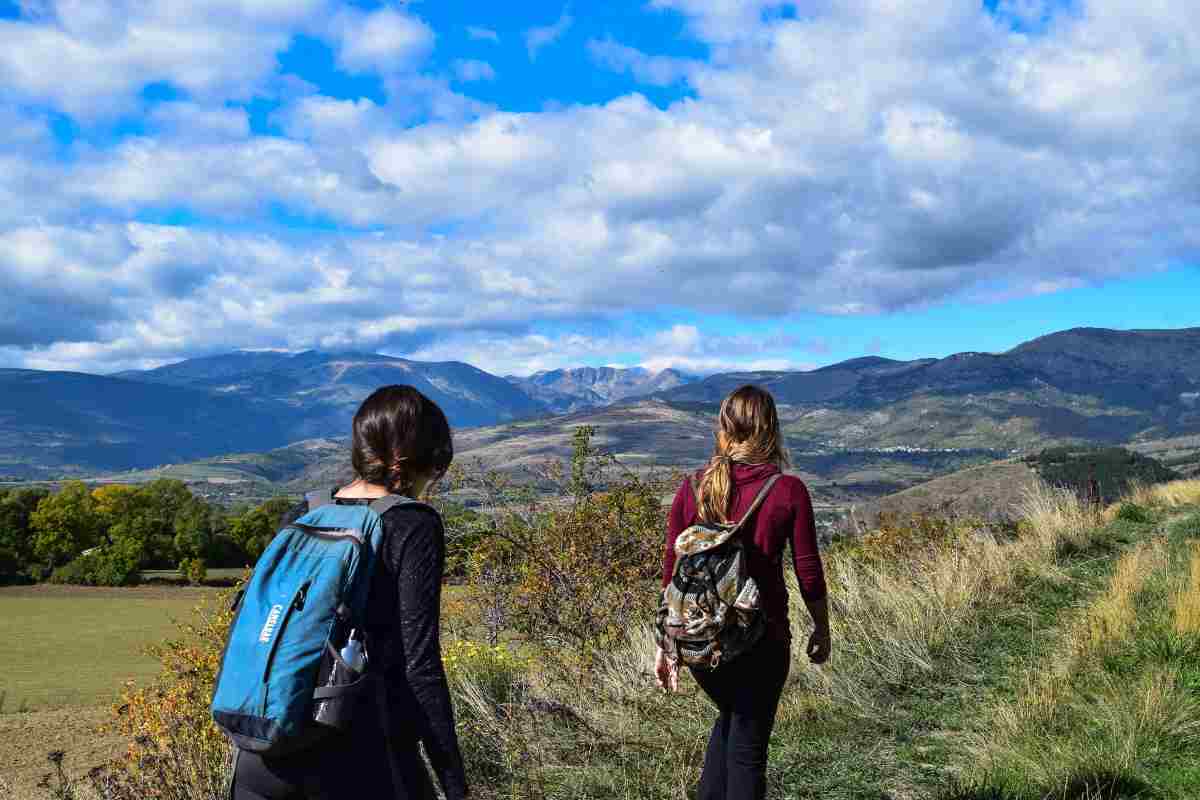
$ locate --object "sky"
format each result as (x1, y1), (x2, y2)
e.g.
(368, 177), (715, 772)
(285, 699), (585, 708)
(0, 0), (1197, 377)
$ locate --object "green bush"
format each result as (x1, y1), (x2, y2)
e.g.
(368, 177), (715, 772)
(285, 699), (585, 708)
(1116, 502), (1154, 524)
(180, 557), (207, 585)
(450, 426), (665, 678)
(49, 538), (143, 586)
(1168, 513), (1200, 542)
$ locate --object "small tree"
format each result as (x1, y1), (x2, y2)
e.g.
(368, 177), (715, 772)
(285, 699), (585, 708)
(173, 497), (214, 564)
(181, 557), (208, 585)
(139, 479), (196, 568)
(0, 487), (49, 578)
(30, 481), (103, 569)
(228, 496), (296, 562)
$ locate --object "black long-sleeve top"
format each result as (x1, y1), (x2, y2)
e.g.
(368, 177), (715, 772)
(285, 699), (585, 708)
(279, 493), (468, 800)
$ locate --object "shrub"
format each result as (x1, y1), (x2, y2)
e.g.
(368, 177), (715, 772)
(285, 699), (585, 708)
(444, 639), (534, 786)
(91, 589), (236, 800)
(444, 639), (529, 702)
(48, 538), (144, 586)
(1168, 512), (1200, 543)
(450, 427), (666, 678)
(181, 557), (207, 585)
(1116, 502), (1154, 524)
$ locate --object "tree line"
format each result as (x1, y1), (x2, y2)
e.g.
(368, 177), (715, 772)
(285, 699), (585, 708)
(1023, 446), (1179, 505)
(0, 479), (295, 586)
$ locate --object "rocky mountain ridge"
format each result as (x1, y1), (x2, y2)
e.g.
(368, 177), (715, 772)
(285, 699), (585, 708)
(2, 327), (1198, 479)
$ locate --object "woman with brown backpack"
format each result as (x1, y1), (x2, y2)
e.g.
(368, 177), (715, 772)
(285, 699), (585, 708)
(655, 384), (830, 800)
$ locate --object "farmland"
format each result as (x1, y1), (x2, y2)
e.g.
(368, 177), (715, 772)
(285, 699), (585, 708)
(0, 584), (224, 795)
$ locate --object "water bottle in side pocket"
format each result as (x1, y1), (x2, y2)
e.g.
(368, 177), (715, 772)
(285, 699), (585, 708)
(312, 627), (368, 731)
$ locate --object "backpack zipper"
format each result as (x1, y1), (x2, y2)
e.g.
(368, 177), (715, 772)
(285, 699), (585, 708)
(261, 580), (311, 686)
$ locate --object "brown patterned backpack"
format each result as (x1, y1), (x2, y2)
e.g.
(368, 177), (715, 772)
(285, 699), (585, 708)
(655, 474), (781, 670)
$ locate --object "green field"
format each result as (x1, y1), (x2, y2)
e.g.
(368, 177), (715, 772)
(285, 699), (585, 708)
(0, 584), (231, 797)
(0, 584), (224, 712)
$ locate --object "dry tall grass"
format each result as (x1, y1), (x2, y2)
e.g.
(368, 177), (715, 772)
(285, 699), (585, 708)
(1067, 540), (1166, 662)
(1122, 478), (1200, 511)
(1172, 541), (1200, 636)
(799, 533), (1012, 708)
(790, 480), (1110, 713)
(995, 541), (1166, 735)
(961, 502), (1200, 799)
(1014, 482), (1104, 574)
(978, 667), (1200, 795)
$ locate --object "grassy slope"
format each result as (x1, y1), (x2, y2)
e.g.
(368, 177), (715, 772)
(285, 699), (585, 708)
(431, 482), (1200, 800)
(769, 499), (1200, 799)
(852, 458), (1042, 523)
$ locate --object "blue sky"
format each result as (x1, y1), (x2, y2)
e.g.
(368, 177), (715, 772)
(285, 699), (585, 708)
(0, 0), (1196, 376)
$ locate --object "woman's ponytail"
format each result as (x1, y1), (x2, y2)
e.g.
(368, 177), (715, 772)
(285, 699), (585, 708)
(695, 385), (788, 523)
(697, 450), (735, 524)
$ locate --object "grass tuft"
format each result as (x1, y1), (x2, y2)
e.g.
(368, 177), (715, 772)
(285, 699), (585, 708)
(1171, 542), (1200, 637)
(1125, 478), (1200, 510)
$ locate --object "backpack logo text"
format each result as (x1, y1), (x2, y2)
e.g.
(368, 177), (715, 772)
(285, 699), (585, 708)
(259, 604), (284, 643)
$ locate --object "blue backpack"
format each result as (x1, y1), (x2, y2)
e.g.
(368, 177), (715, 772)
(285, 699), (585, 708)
(211, 490), (425, 756)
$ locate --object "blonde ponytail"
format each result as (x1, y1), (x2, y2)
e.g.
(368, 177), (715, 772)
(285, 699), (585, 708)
(696, 385), (788, 523)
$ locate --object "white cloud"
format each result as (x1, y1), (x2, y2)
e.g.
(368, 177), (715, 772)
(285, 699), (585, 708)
(331, 6), (435, 74)
(4, 0), (1200, 375)
(275, 95), (387, 142)
(466, 25), (499, 42)
(0, 0), (328, 117)
(453, 59), (497, 82)
(587, 38), (696, 86)
(524, 10), (572, 60)
(146, 102), (251, 141)
(404, 325), (811, 377)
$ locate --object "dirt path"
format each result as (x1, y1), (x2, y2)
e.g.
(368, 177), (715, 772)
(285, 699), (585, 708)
(0, 706), (119, 799)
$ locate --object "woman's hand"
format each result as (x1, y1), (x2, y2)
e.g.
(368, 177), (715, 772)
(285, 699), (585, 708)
(806, 627), (831, 664)
(655, 646), (679, 693)
(803, 595), (832, 664)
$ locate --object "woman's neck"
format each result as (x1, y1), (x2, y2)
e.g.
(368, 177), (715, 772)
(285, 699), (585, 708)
(334, 478), (391, 499)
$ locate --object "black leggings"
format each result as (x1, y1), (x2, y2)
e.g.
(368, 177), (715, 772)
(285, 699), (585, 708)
(231, 736), (435, 800)
(690, 635), (791, 800)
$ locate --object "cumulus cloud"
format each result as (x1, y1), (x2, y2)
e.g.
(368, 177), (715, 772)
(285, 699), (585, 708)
(0, 0), (328, 117)
(331, 6), (435, 75)
(3, 0), (1200, 375)
(524, 9), (572, 60)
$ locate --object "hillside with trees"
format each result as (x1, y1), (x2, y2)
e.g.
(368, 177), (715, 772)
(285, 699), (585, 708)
(1024, 446), (1180, 504)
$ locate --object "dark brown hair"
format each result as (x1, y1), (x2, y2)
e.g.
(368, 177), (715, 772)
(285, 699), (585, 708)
(350, 385), (453, 496)
(697, 384), (789, 523)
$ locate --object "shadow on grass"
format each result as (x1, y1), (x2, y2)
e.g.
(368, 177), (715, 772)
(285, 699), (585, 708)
(940, 769), (1157, 800)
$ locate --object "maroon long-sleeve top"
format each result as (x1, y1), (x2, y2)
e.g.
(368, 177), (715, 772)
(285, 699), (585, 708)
(662, 462), (827, 645)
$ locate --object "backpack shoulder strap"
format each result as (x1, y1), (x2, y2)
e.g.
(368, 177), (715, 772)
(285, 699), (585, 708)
(730, 474), (782, 533)
(368, 494), (435, 517)
(305, 488), (334, 510)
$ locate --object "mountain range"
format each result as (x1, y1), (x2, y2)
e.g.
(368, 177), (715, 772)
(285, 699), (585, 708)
(1, 327), (1198, 482)
(505, 366), (693, 412)
(0, 352), (691, 477)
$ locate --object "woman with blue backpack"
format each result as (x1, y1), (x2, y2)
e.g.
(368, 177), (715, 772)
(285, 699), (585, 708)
(222, 385), (468, 800)
(655, 384), (831, 800)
